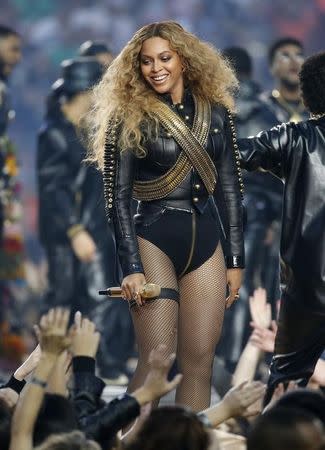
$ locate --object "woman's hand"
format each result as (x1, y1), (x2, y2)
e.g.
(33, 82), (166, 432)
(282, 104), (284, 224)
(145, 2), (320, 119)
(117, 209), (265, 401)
(71, 230), (97, 262)
(225, 268), (243, 309)
(122, 273), (147, 305)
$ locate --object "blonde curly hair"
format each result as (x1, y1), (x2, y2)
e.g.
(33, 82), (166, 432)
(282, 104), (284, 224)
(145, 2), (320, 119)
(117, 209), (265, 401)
(87, 21), (238, 169)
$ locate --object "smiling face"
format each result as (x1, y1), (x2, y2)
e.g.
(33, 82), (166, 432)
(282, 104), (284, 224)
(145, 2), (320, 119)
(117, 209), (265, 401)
(140, 36), (184, 104)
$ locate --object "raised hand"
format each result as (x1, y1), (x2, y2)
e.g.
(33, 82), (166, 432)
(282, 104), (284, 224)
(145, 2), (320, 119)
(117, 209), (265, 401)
(38, 308), (71, 356)
(132, 344), (182, 405)
(249, 287), (272, 329)
(14, 344), (42, 381)
(250, 320), (277, 353)
(70, 312), (100, 358)
(221, 381), (266, 418)
(143, 344), (182, 398)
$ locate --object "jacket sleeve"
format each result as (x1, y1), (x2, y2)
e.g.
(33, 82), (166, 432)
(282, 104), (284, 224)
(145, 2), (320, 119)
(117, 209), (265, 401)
(103, 133), (144, 277)
(70, 356), (140, 445)
(238, 122), (296, 178)
(71, 356), (106, 420)
(37, 127), (81, 236)
(216, 109), (245, 269)
(80, 395), (140, 446)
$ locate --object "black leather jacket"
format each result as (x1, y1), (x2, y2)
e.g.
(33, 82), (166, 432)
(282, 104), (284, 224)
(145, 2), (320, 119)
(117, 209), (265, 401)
(71, 357), (140, 447)
(37, 109), (109, 244)
(239, 117), (325, 313)
(109, 91), (244, 277)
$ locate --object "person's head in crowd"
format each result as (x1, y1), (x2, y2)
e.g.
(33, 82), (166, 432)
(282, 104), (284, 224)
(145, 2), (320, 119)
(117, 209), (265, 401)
(247, 407), (325, 450)
(126, 405), (215, 450)
(33, 394), (78, 446)
(89, 20), (237, 168)
(223, 46), (252, 81)
(0, 398), (12, 450)
(47, 57), (103, 123)
(78, 40), (114, 67)
(35, 430), (100, 450)
(274, 388), (325, 426)
(299, 51), (325, 116)
(268, 37), (304, 90)
(0, 24), (21, 78)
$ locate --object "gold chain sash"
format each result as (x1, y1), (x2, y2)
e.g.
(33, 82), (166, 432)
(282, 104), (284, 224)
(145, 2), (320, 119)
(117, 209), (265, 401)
(133, 96), (216, 201)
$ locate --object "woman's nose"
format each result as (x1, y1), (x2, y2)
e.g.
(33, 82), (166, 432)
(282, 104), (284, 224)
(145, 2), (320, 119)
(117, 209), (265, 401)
(152, 60), (161, 72)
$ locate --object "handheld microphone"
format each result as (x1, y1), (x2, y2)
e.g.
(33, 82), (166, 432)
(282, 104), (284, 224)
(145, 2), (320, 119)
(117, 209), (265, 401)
(99, 283), (161, 299)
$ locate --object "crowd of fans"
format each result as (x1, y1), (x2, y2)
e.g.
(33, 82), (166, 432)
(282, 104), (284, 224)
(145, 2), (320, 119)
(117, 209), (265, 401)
(0, 303), (324, 449)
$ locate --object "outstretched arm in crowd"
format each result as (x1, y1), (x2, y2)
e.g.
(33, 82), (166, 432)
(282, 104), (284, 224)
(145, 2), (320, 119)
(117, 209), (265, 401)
(118, 345), (183, 445)
(0, 344), (41, 409)
(9, 308), (71, 450)
(200, 380), (265, 427)
(232, 288), (271, 386)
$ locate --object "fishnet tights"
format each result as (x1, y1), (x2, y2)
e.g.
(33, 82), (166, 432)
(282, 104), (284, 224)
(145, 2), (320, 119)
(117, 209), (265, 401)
(128, 237), (226, 412)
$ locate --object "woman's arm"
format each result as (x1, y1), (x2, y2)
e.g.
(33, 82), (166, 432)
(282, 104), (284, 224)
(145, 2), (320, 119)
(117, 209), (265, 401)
(217, 109), (245, 270)
(104, 137), (144, 278)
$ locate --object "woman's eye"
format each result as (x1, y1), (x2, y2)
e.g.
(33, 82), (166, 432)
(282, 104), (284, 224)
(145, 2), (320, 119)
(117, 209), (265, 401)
(161, 56), (171, 62)
(141, 60), (151, 65)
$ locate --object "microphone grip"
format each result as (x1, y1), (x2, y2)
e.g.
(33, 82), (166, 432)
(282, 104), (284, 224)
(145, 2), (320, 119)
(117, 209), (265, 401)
(99, 287), (122, 297)
(99, 283), (161, 299)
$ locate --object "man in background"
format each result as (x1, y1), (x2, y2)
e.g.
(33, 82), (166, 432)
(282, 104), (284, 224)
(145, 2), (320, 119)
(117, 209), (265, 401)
(262, 37), (309, 123)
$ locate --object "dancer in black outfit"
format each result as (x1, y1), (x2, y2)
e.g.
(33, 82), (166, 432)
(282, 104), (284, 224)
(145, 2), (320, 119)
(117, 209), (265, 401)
(37, 58), (130, 383)
(239, 52), (325, 403)
(88, 21), (244, 411)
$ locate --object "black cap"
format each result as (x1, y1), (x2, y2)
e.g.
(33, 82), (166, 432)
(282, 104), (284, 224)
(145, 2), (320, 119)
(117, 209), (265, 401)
(78, 40), (111, 57)
(51, 57), (103, 97)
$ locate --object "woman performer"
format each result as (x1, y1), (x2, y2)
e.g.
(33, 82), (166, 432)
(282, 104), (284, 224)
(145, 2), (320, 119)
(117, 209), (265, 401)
(88, 21), (244, 410)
